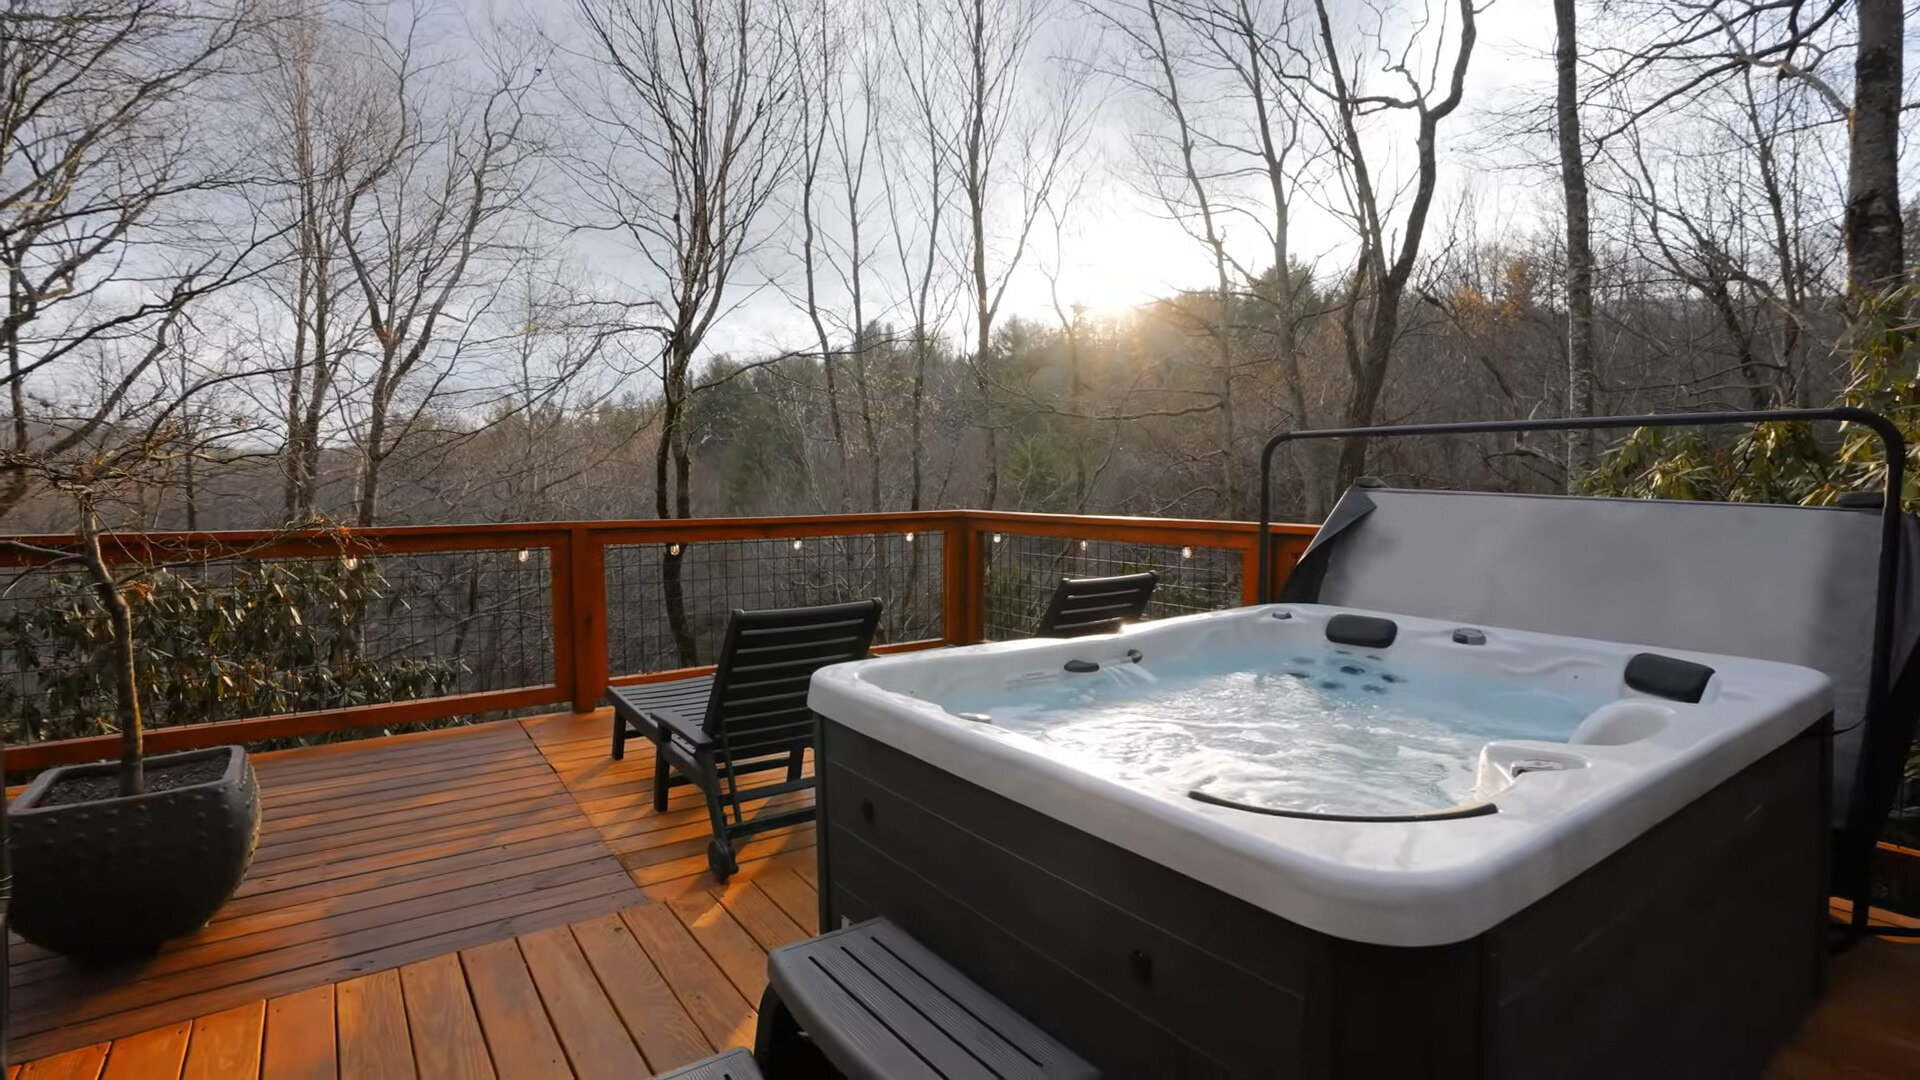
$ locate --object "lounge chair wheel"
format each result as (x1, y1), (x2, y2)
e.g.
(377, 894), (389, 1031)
(708, 839), (738, 881)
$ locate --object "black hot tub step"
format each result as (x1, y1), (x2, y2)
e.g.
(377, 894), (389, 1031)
(652, 1047), (763, 1079)
(757, 918), (1100, 1080)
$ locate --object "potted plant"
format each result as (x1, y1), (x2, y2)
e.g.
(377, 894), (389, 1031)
(5, 496), (261, 965)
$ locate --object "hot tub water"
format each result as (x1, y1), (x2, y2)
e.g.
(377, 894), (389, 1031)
(939, 647), (1609, 817)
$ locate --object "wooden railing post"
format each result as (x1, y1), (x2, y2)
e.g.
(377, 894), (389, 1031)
(943, 515), (984, 646)
(565, 526), (609, 713)
(1248, 531), (1314, 604)
(1240, 541), (1264, 608)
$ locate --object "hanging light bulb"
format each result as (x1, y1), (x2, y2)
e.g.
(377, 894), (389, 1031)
(1181, 547), (1193, 559)
(904, 531), (915, 543)
(792, 539), (803, 551)
(668, 543), (681, 556)
(516, 549), (530, 563)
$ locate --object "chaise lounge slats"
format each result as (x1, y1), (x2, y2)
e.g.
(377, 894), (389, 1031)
(607, 598), (883, 880)
(1036, 572), (1158, 638)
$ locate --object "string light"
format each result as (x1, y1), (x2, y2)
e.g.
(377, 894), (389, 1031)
(792, 539), (804, 550)
(904, 532), (915, 542)
(516, 549), (530, 563)
(343, 557), (359, 570)
(1079, 540), (1088, 551)
(668, 543), (680, 556)
(1181, 547), (1193, 559)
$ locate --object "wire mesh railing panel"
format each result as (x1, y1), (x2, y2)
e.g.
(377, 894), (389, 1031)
(980, 532), (1244, 642)
(604, 529), (944, 675)
(0, 547), (555, 747)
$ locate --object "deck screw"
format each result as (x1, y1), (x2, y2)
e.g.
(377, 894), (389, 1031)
(1129, 949), (1153, 984)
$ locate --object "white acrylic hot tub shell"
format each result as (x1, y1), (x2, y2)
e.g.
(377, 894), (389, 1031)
(808, 604), (1833, 947)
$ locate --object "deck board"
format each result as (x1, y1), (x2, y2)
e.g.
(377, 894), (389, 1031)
(396, 955), (495, 1080)
(517, 926), (649, 1079)
(259, 986), (336, 1080)
(97, 1023), (188, 1080)
(179, 1003), (264, 1080)
(335, 970), (414, 1080)
(8, 706), (1915, 1078)
(568, 913), (712, 1074)
(459, 940), (571, 1080)
(16, 1043), (107, 1080)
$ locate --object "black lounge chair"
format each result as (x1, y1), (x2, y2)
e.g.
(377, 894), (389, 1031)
(609, 598), (883, 881)
(1036, 571), (1158, 637)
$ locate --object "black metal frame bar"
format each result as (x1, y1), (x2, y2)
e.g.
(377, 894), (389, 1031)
(1256, 407), (1908, 935)
(1188, 788), (1499, 822)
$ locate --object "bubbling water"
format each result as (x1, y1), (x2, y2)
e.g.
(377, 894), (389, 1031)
(939, 647), (1607, 817)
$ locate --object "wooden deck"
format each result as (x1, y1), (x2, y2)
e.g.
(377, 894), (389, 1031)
(5, 708), (816, 1071)
(7, 709), (1919, 1078)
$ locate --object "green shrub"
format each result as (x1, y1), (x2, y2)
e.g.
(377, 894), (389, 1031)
(0, 556), (462, 747)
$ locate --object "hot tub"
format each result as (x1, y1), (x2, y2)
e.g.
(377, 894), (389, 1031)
(807, 604), (1835, 1078)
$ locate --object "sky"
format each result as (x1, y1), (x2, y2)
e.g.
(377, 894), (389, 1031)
(488, 0), (1569, 360)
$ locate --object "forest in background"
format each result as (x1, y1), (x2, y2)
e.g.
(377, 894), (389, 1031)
(0, 0), (1911, 539)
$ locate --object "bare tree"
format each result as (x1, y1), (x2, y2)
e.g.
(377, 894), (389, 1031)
(1589, 6), (1846, 413)
(785, 0), (888, 512)
(892, 0), (1088, 509)
(249, 1), (368, 522)
(1554, 0), (1596, 482)
(337, 39), (543, 526)
(828, 13), (887, 513)
(1844, 0), (1902, 299)
(0, 0), (267, 525)
(574, 0), (797, 664)
(1307, 0), (1476, 494)
(1089, 0), (1319, 517)
(882, 0), (959, 512)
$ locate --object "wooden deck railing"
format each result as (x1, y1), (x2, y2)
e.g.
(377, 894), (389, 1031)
(0, 511), (1319, 771)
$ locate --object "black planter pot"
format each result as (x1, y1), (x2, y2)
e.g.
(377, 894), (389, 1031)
(8, 746), (261, 965)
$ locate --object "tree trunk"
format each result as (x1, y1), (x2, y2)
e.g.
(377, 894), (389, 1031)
(355, 380), (388, 527)
(799, 121), (851, 513)
(1334, 306), (1399, 490)
(855, 338), (881, 512)
(972, 339), (997, 508)
(658, 348), (699, 667)
(1554, 0), (1596, 487)
(910, 336), (928, 511)
(967, 0), (998, 510)
(1845, 0), (1904, 298)
(1067, 310), (1089, 512)
(79, 510), (143, 797)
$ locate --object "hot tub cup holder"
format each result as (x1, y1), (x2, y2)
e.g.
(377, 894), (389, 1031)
(1473, 744), (1591, 797)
